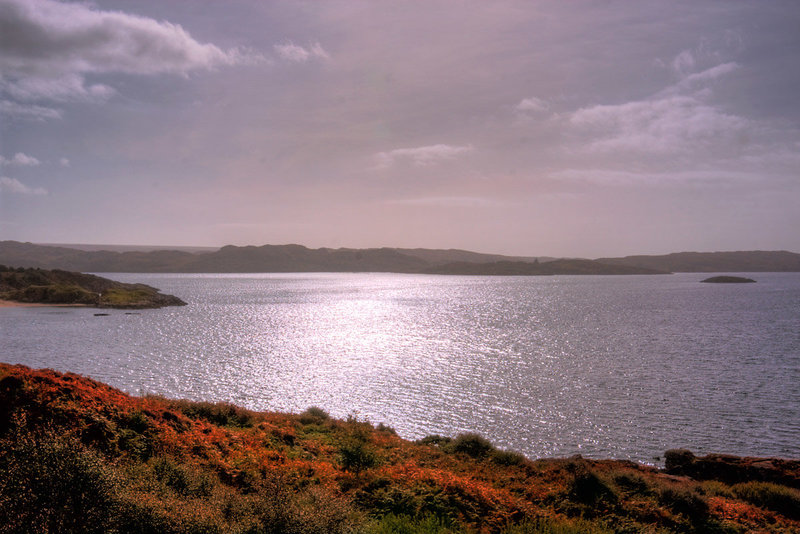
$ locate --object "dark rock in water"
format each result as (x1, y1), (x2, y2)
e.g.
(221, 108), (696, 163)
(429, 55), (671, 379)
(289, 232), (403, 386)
(94, 313), (110, 316)
(664, 449), (800, 488)
(700, 276), (756, 283)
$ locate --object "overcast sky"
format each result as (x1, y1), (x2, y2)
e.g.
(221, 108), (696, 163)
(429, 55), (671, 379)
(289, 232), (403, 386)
(1, 0), (799, 257)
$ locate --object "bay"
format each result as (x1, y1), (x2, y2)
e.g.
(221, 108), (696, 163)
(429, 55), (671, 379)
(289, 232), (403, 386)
(2, 272), (799, 463)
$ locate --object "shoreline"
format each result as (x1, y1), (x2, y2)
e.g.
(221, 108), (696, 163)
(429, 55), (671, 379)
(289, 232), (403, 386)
(0, 299), (91, 308)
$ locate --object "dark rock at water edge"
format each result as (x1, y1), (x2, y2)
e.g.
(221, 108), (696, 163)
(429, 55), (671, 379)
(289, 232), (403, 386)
(700, 276), (756, 283)
(665, 448), (800, 488)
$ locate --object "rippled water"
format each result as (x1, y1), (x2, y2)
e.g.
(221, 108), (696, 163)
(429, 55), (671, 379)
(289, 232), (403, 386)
(2, 272), (799, 463)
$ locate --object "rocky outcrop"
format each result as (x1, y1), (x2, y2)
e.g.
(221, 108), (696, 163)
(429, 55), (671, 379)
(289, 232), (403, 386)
(665, 449), (800, 488)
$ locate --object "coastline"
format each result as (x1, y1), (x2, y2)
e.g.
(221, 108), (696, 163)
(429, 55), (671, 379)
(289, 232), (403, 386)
(0, 299), (91, 308)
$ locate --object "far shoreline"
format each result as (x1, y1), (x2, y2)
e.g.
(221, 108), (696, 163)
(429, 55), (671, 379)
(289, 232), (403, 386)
(0, 299), (91, 308)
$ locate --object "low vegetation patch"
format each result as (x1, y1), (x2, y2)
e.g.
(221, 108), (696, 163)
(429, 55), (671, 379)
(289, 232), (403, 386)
(1, 363), (799, 534)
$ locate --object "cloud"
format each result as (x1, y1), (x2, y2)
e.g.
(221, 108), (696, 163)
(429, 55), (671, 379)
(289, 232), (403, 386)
(568, 57), (746, 155)
(569, 93), (748, 154)
(551, 168), (761, 186)
(374, 144), (473, 169)
(59, 157), (70, 167)
(516, 96), (549, 113)
(0, 0), (254, 109)
(671, 50), (695, 75)
(0, 99), (62, 120)
(274, 42), (330, 63)
(0, 176), (47, 195)
(0, 152), (40, 166)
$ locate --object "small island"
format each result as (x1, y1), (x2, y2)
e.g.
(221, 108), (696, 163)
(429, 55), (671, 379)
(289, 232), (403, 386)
(0, 265), (186, 309)
(701, 275), (756, 284)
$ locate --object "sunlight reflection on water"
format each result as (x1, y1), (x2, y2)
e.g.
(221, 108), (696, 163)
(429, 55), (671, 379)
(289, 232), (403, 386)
(2, 272), (799, 462)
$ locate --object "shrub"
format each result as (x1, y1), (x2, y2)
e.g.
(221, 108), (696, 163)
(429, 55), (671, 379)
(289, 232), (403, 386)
(0, 430), (120, 533)
(611, 472), (651, 496)
(491, 449), (527, 466)
(174, 400), (254, 428)
(450, 433), (494, 459)
(566, 469), (618, 506)
(732, 481), (800, 519)
(340, 438), (378, 476)
(368, 513), (463, 533)
(417, 435), (452, 448)
(657, 487), (708, 520)
(300, 406), (331, 425)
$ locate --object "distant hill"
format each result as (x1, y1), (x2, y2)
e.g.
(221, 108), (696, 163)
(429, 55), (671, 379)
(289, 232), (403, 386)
(598, 251), (800, 273)
(1, 241), (797, 274)
(0, 241), (551, 274)
(422, 259), (667, 275)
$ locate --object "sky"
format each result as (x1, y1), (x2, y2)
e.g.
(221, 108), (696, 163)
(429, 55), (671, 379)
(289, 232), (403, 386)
(1, 0), (799, 258)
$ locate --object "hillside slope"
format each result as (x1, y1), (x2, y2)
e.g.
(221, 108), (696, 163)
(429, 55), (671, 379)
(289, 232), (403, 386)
(1, 364), (798, 533)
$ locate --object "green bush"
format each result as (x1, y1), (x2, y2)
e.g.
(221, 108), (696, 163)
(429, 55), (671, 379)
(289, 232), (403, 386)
(450, 433), (494, 459)
(368, 513), (463, 533)
(340, 438), (378, 476)
(657, 487), (708, 520)
(611, 472), (651, 496)
(491, 449), (527, 466)
(732, 481), (800, 519)
(0, 431), (120, 533)
(174, 400), (254, 428)
(417, 435), (452, 448)
(566, 469), (618, 506)
(300, 406), (331, 425)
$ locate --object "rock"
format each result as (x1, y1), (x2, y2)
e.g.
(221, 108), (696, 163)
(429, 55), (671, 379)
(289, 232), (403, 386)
(663, 449), (800, 488)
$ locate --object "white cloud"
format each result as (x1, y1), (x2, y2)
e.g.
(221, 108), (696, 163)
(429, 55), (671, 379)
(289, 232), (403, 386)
(0, 152), (41, 166)
(59, 157), (70, 167)
(570, 93), (747, 154)
(0, 176), (47, 195)
(568, 59), (746, 155)
(0, 99), (62, 120)
(274, 42), (330, 63)
(516, 96), (549, 113)
(374, 144), (473, 169)
(0, 0), (254, 109)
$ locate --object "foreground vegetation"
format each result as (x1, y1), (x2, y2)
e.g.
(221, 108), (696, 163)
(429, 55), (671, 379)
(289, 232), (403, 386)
(0, 265), (186, 308)
(1, 364), (799, 533)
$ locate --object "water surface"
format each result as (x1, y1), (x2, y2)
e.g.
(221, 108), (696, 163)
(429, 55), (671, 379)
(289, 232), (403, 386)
(2, 272), (798, 463)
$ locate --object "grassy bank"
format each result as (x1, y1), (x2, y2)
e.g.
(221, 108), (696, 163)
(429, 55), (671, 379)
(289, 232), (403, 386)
(1, 363), (798, 533)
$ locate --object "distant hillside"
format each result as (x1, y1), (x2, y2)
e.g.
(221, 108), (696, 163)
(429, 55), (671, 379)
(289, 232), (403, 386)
(422, 259), (668, 275)
(0, 266), (186, 308)
(0, 241), (552, 274)
(2, 241), (797, 274)
(598, 251), (800, 273)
